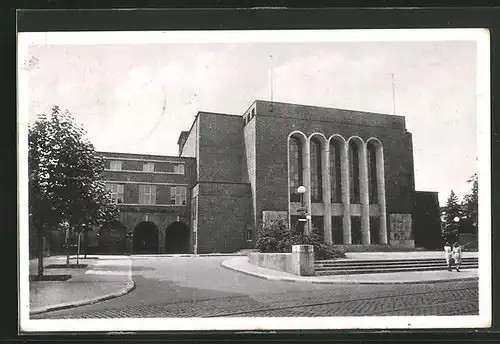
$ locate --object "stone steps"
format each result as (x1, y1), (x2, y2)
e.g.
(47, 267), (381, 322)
(314, 257), (478, 275)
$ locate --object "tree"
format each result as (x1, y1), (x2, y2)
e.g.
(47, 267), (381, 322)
(441, 190), (462, 243)
(29, 105), (118, 275)
(462, 173), (478, 234)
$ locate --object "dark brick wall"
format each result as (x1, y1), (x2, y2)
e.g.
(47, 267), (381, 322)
(413, 191), (442, 249)
(102, 171), (189, 186)
(196, 182), (251, 253)
(96, 152), (196, 253)
(198, 113), (244, 182)
(117, 209), (191, 253)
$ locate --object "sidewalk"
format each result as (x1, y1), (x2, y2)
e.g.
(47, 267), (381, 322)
(343, 251), (478, 261)
(221, 256), (479, 285)
(29, 255), (135, 315)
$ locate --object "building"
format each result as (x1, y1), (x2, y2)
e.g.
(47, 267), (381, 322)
(93, 100), (440, 254)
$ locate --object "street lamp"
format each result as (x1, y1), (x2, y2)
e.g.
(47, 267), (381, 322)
(297, 185), (306, 208)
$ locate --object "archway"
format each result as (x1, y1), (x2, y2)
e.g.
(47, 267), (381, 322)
(98, 220), (127, 254)
(165, 221), (190, 254)
(133, 221), (159, 254)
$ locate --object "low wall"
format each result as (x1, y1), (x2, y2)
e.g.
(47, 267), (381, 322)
(248, 245), (315, 276)
(248, 252), (293, 274)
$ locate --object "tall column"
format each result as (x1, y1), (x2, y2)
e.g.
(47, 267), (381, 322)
(323, 144), (332, 244)
(377, 146), (388, 244)
(341, 142), (351, 244)
(360, 144), (371, 245)
(304, 139), (312, 234)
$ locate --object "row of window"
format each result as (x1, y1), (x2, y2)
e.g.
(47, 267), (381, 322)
(106, 183), (187, 206)
(243, 108), (256, 125)
(108, 160), (185, 174)
(289, 137), (381, 204)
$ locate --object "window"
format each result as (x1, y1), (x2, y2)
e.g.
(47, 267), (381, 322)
(310, 139), (322, 202)
(251, 108), (255, 118)
(349, 141), (360, 203)
(289, 136), (303, 202)
(170, 186), (187, 205)
(367, 142), (378, 204)
(143, 162), (155, 172)
(246, 228), (253, 241)
(174, 164), (185, 174)
(330, 140), (342, 203)
(106, 183), (124, 204)
(139, 184), (156, 205)
(110, 160), (122, 171)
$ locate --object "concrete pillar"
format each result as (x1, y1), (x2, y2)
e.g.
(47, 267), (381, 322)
(341, 141), (352, 244)
(304, 139), (312, 234)
(159, 226), (165, 254)
(323, 145), (332, 244)
(360, 144), (371, 245)
(291, 245), (315, 276)
(377, 146), (388, 244)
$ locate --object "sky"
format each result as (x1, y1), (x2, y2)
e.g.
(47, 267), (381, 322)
(23, 31), (482, 206)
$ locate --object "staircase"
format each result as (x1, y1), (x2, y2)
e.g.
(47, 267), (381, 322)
(314, 257), (479, 275)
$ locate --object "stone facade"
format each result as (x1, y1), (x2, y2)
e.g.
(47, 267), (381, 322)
(79, 100), (436, 255)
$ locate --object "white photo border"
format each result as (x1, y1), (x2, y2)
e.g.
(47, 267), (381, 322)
(18, 28), (491, 332)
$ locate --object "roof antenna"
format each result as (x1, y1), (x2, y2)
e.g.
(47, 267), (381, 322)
(270, 54), (274, 112)
(391, 72), (396, 116)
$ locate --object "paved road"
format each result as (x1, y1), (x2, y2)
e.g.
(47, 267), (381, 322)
(32, 256), (478, 319)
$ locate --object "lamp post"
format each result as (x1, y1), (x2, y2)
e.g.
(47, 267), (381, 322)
(453, 216), (460, 243)
(297, 186), (307, 235)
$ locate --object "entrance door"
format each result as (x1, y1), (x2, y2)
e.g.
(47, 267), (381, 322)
(133, 221), (159, 253)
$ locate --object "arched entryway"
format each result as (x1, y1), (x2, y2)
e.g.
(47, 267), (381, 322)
(164, 221), (190, 254)
(98, 221), (127, 254)
(133, 221), (159, 254)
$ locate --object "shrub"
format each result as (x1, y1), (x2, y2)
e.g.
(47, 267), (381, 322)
(255, 220), (289, 253)
(255, 221), (346, 260)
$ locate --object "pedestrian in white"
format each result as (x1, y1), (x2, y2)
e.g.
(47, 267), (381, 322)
(452, 242), (462, 272)
(444, 242), (452, 271)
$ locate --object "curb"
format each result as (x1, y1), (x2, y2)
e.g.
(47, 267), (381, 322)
(131, 253), (247, 258)
(30, 279), (136, 316)
(30, 259), (136, 316)
(220, 260), (479, 285)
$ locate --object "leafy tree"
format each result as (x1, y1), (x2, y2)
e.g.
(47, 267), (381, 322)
(29, 105), (118, 275)
(441, 190), (462, 243)
(462, 173), (478, 234)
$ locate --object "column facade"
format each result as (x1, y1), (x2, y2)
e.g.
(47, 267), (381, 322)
(322, 144), (332, 244)
(360, 143), (371, 245)
(376, 143), (388, 244)
(340, 140), (351, 244)
(304, 139), (312, 234)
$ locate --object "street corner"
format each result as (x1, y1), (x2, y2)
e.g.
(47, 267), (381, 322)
(29, 275), (136, 316)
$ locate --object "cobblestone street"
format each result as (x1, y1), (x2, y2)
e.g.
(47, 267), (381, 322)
(32, 256), (478, 319)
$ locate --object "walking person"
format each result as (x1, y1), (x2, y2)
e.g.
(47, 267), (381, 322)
(444, 242), (453, 271)
(452, 242), (462, 272)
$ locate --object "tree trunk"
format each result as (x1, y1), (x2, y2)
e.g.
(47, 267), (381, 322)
(77, 232), (81, 265)
(65, 225), (70, 267)
(37, 228), (44, 276)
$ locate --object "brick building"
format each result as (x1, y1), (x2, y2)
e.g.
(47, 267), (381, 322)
(93, 100), (440, 254)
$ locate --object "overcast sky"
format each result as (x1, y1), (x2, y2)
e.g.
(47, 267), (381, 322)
(25, 33), (480, 205)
